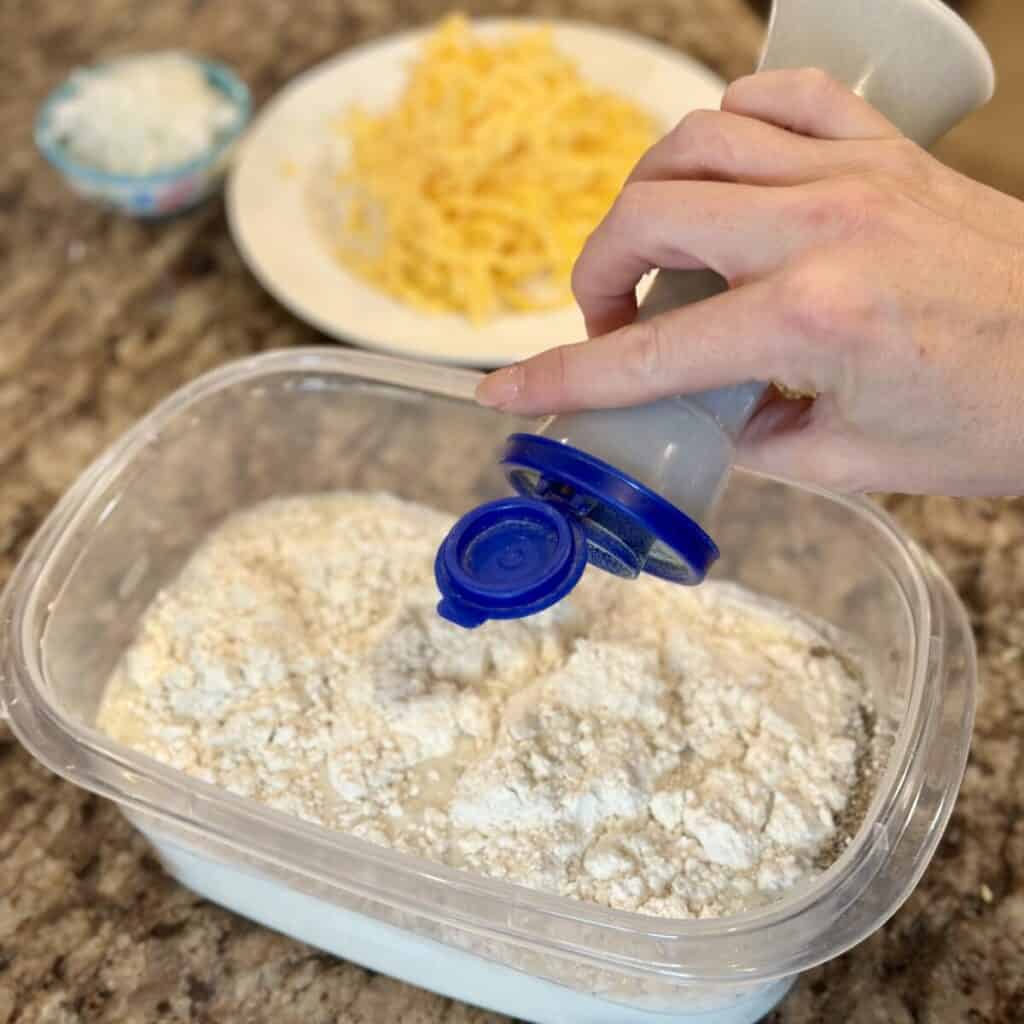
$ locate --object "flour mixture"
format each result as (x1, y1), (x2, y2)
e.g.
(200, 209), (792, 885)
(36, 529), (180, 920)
(98, 492), (874, 919)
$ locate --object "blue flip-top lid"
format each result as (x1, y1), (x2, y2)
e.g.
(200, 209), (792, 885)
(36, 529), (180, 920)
(435, 433), (719, 628)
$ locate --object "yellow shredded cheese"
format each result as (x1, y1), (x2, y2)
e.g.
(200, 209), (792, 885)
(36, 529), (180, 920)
(332, 14), (657, 323)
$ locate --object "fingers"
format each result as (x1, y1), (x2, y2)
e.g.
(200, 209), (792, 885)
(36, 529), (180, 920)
(626, 108), (861, 188)
(475, 68), (907, 481)
(629, 71), (904, 191)
(475, 276), (829, 415)
(722, 68), (902, 141)
(735, 415), (881, 494)
(573, 71), (904, 337)
(572, 180), (813, 336)
(572, 172), (885, 338)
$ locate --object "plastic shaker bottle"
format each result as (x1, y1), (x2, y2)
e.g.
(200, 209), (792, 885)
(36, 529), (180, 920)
(436, 0), (995, 629)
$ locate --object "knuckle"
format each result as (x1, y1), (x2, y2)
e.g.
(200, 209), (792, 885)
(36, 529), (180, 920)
(668, 108), (735, 175)
(722, 68), (854, 124)
(528, 344), (570, 405)
(779, 263), (825, 339)
(884, 138), (923, 175)
(570, 245), (593, 303)
(552, 345), (572, 401)
(794, 66), (845, 102)
(800, 177), (891, 238)
(721, 74), (756, 112)
(624, 317), (671, 382)
(874, 139), (932, 188)
(606, 181), (647, 230)
(671, 108), (718, 145)
(780, 259), (878, 343)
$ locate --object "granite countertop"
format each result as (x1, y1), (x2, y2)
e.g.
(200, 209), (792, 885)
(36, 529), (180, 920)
(2, 1), (1023, 1022)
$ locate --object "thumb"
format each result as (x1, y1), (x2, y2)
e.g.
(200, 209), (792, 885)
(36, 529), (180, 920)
(736, 399), (879, 494)
(476, 277), (825, 416)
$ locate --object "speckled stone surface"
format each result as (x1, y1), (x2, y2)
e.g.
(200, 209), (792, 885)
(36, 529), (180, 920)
(2, 1), (1024, 1022)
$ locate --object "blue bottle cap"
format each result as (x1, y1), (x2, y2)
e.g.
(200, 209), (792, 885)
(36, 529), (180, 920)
(435, 496), (588, 628)
(436, 434), (719, 628)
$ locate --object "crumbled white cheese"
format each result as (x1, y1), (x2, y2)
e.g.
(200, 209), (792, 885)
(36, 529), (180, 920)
(49, 52), (238, 175)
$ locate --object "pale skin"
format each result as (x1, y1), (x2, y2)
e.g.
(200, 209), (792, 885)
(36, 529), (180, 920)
(475, 69), (1024, 497)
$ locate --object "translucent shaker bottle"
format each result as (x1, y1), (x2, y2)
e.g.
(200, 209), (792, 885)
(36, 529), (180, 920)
(436, 0), (995, 629)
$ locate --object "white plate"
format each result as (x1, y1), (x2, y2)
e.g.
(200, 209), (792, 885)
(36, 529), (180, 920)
(227, 19), (725, 367)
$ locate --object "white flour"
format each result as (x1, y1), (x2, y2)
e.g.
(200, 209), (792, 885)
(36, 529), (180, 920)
(98, 492), (872, 919)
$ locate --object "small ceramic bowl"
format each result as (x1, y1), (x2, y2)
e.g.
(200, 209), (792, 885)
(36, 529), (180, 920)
(35, 53), (251, 219)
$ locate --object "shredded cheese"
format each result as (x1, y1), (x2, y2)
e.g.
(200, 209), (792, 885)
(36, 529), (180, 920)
(330, 15), (657, 322)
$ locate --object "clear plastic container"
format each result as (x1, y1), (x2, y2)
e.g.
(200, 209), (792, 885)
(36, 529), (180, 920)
(0, 349), (975, 1023)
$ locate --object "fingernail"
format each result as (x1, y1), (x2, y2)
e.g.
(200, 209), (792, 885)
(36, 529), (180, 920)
(476, 363), (524, 409)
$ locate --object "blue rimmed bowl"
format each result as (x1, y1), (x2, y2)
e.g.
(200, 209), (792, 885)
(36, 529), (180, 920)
(35, 52), (251, 219)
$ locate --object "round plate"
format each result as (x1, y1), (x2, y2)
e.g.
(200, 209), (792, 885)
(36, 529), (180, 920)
(227, 19), (725, 367)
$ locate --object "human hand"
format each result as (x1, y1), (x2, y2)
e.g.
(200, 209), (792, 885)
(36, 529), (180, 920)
(476, 69), (1024, 497)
